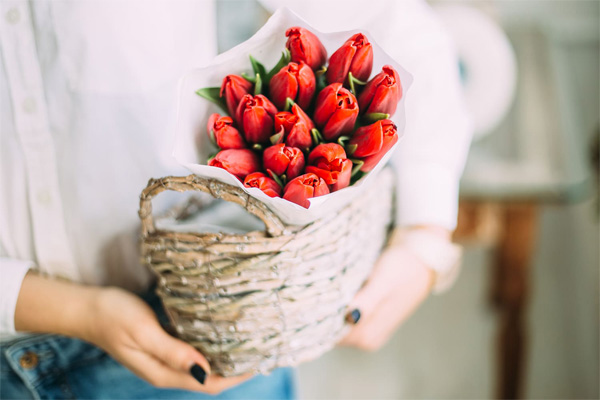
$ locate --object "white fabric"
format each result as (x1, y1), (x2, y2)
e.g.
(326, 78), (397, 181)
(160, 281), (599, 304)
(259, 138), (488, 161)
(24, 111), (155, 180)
(0, 0), (471, 334)
(259, 0), (473, 228)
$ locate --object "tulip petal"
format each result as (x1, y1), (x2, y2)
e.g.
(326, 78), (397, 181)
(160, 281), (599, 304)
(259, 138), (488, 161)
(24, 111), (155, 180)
(349, 44), (373, 82)
(286, 123), (312, 150)
(313, 84), (340, 127)
(243, 107), (273, 144)
(296, 64), (316, 109)
(349, 122), (384, 158)
(326, 43), (355, 84)
(263, 144), (290, 176)
(361, 131), (399, 172)
(331, 159), (353, 191)
(308, 143), (347, 164)
(323, 107), (358, 140)
(269, 69), (299, 110)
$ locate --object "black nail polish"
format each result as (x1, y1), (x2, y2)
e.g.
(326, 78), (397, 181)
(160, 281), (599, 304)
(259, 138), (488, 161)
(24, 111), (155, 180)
(346, 308), (361, 324)
(190, 364), (207, 385)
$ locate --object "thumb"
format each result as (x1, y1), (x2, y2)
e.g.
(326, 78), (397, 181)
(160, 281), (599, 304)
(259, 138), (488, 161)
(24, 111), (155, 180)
(141, 323), (212, 377)
(345, 246), (412, 324)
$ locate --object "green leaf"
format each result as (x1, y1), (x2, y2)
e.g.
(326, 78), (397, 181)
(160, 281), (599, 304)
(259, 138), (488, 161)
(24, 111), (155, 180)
(284, 97), (296, 112)
(337, 136), (350, 147)
(350, 159), (365, 177)
(267, 169), (285, 189)
(316, 66), (328, 92)
(249, 55), (268, 80)
(348, 72), (367, 95)
(346, 144), (358, 156)
(363, 113), (390, 124)
(196, 87), (227, 113)
(241, 72), (257, 83)
(350, 170), (366, 185)
(254, 73), (263, 95)
(207, 152), (218, 164)
(270, 130), (284, 145)
(252, 143), (263, 152)
(267, 49), (291, 83)
(209, 129), (217, 146)
(311, 128), (324, 146)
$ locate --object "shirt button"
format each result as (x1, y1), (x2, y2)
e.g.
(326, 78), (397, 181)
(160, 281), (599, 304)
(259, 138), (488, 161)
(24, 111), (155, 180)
(37, 190), (52, 206)
(22, 97), (37, 114)
(5, 8), (20, 24)
(19, 352), (39, 369)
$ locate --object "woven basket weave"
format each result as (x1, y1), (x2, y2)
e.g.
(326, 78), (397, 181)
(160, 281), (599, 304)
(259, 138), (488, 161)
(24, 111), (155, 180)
(138, 168), (395, 377)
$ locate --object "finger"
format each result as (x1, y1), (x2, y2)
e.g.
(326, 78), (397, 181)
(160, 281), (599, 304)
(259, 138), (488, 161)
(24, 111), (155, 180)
(137, 321), (211, 377)
(345, 248), (408, 323)
(121, 346), (210, 391)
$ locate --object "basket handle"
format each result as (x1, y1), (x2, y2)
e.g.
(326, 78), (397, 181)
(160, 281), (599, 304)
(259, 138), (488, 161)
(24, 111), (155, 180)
(139, 175), (287, 237)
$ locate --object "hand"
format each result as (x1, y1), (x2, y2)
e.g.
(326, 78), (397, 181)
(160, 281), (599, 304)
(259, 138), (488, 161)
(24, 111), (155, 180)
(338, 235), (436, 351)
(85, 287), (252, 393)
(15, 273), (251, 394)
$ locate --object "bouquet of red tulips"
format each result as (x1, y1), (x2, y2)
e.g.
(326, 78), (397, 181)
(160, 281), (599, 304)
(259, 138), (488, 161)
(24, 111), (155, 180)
(196, 27), (403, 209)
(173, 9), (411, 226)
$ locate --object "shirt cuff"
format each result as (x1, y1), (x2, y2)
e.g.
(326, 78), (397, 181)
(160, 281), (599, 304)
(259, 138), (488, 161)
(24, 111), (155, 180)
(0, 258), (34, 333)
(393, 163), (460, 230)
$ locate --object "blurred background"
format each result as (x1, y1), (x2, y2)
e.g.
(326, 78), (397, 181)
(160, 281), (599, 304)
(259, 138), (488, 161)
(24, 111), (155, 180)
(216, 0), (599, 398)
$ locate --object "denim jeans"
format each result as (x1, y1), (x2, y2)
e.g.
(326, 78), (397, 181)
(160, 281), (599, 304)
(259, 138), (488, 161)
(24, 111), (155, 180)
(0, 290), (296, 399)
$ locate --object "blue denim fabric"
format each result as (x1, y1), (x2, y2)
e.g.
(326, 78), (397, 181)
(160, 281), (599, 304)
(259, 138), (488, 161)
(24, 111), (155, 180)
(0, 290), (296, 399)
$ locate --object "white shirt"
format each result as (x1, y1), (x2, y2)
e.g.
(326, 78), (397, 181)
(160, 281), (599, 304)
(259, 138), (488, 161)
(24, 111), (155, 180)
(0, 0), (472, 334)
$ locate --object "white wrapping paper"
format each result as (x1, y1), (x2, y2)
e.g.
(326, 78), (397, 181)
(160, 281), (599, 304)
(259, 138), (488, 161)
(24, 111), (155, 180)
(173, 7), (413, 226)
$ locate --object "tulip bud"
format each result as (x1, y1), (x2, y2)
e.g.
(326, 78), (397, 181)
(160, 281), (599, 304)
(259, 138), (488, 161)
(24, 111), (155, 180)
(269, 62), (316, 110)
(286, 27), (327, 71)
(235, 94), (278, 144)
(306, 143), (352, 191)
(326, 33), (373, 85)
(263, 143), (305, 180)
(313, 83), (359, 140)
(274, 104), (314, 150)
(220, 75), (253, 118)
(358, 65), (402, 116)
(243, 172), (282, 198)
(208, 149), (260, 180)
(354, 120), (399, 172)
(206, 113), (246, 149)
(283, 173), (330, 208)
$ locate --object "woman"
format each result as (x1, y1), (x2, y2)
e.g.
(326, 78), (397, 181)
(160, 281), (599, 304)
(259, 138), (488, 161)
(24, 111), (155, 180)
(0, 0), (471, 398)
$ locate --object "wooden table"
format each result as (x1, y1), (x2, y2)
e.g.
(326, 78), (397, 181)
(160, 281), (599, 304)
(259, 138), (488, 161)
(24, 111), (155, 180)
(453, 24), (595, 399)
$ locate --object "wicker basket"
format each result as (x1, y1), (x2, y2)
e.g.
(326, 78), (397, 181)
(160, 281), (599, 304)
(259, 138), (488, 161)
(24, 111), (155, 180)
(138, 168), (395, 377)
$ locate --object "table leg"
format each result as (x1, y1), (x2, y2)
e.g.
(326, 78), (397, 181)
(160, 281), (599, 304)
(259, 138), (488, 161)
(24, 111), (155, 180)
(491, 203), (538, 399)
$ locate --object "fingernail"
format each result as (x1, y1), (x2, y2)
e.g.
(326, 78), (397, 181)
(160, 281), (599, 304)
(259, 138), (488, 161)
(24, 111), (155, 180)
(345, 308), (361, 325)
(190, 364), (207, 385)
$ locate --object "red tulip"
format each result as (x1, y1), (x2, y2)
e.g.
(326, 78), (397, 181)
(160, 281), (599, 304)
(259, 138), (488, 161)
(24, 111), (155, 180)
(358, 65), (402, 116)
(313, 83), (359, 140)
(306, 143), (352, 191)
(220, 75), (253, 118)
(206, 113), (246, 149)
(263, 144), (305, 180)
(208, 149), (260, 180)
(349, 119), (396, 157)
(235, 94), (278, 144)
(283, 173), (330, 208)
(356, 120), (399, 172)
(243, 172), (282, 198)
(269, 62), (316, 110)
(285, 27), (327, 71)
(274, 104), (314, 149)
(326, 33), (373, 85)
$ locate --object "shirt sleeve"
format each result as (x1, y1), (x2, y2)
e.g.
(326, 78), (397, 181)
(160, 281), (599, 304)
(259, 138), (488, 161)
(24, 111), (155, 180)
(385, 2), (473, 230)
(0, 258), (34, 333)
